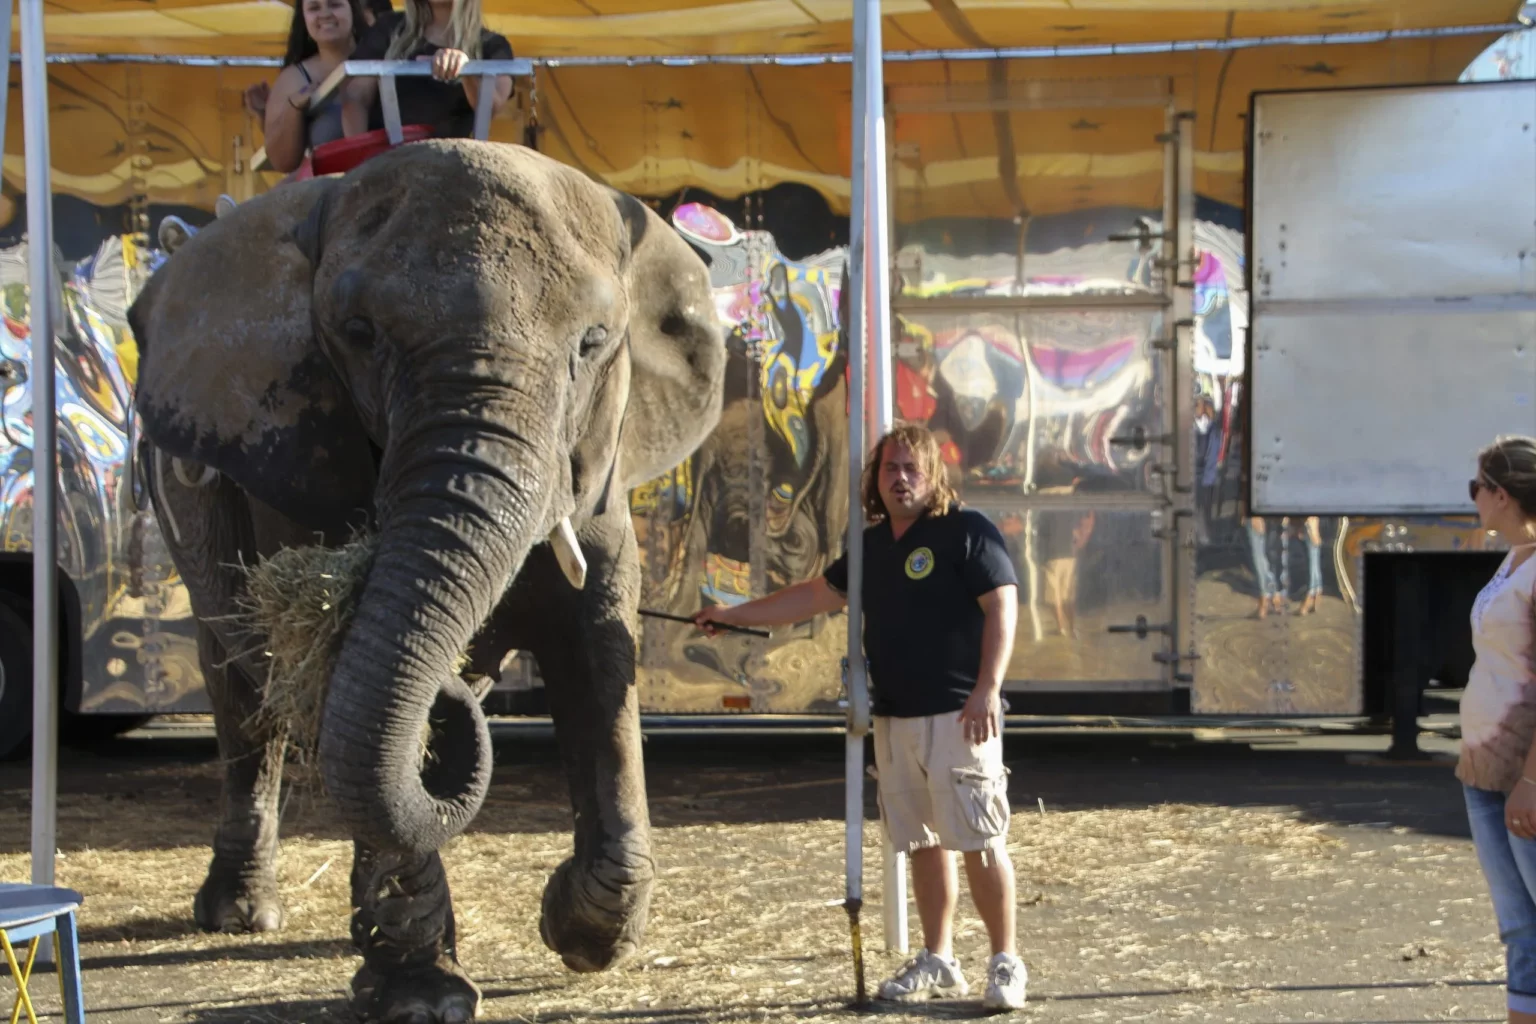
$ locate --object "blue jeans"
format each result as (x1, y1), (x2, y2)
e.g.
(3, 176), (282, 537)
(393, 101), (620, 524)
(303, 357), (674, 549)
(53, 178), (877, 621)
(1245, 522), (1278, 598)
(1306, 538), (1322, 596)
(1466, 784), (1536, 1014)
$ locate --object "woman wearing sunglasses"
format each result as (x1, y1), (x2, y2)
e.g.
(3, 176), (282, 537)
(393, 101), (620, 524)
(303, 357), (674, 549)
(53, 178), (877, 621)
(1459, 435), (1536, 1023)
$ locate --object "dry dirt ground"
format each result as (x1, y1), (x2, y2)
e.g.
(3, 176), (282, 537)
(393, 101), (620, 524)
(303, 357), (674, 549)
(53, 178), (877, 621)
(0, 726), (1510, 1024)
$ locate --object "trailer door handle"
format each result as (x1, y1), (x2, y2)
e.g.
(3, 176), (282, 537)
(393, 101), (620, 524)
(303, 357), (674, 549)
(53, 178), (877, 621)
(1106, 616), (1172, 640)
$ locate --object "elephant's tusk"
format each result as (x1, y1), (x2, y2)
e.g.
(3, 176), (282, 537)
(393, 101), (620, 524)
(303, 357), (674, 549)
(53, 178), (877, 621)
(549, 517), (587, 590)
(171, 457), (218, 489)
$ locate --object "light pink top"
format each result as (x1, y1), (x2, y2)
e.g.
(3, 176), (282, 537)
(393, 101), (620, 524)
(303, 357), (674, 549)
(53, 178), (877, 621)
(1458, 549), (1536, 792)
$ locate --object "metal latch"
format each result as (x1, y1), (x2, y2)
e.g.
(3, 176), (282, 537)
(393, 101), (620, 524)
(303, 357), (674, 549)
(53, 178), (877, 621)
(1107, 217), (1163, 252)
(1108, 425), (1172, 452)
(1107, 616), (1171, 640)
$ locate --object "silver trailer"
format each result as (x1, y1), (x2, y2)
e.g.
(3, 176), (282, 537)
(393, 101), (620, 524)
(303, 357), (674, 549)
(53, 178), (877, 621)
(0, 43), (1528, 755)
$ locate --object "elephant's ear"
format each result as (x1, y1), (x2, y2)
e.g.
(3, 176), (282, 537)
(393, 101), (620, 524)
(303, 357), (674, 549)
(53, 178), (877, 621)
(612, 192), (727, 491)
(128, 178), (376, 535)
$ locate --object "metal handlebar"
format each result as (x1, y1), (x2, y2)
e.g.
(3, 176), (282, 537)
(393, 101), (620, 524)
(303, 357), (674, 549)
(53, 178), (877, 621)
(252, 57), (534, 172)
(315, 58), (535, 143)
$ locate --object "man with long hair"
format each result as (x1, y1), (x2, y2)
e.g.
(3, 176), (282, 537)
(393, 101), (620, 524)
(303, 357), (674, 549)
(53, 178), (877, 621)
(695, 423), (1027, 1010)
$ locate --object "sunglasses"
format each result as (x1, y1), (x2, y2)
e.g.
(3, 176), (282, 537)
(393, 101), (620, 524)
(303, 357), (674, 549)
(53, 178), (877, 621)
(1471, 476), (1501, 501)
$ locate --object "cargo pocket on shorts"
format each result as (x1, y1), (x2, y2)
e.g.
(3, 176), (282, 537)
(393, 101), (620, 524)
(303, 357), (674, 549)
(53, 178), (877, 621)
(950, 766), (1011, 839)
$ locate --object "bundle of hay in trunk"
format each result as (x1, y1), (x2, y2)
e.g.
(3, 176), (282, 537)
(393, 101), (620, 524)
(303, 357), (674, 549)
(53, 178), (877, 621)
(227, 535), (378, 779)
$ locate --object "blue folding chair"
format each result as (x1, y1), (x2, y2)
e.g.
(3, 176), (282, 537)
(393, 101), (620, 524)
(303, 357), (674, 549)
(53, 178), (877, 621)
(0, 884), (85, 1024)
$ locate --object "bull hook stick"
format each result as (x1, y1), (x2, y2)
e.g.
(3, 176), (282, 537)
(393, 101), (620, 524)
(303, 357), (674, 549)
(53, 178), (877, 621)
(637, 608), (770, 638)
(846, 896), (868, 1007)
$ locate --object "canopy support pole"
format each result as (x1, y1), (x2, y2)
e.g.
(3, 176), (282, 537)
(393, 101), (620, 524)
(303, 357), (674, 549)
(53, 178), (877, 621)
(844, 0), (898, 1000)
(842, 0), (870, 1005)
(23, 0), (60, 906)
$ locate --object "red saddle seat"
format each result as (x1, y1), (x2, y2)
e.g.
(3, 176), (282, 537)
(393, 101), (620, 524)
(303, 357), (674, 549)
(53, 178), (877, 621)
(310, 124), (435, 177)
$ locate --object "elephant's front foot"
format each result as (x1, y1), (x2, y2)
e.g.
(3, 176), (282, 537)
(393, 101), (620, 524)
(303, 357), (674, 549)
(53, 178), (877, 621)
(538, 851), (654, 973)
(194, 861), (283, 933)
(351, 956), (480, 1024)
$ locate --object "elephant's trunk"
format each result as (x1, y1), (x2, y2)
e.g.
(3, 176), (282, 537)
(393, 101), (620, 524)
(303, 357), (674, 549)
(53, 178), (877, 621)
(317, 420), (548, 857)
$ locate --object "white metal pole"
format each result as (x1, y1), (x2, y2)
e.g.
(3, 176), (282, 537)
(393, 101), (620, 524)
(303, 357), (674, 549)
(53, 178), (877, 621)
(853, 0), (905, 956)
(0, 10), (11, 165)
(842, 0), (872, 1004)
(881, 836), (908, 953)
(22, 0), (60, 894)
(862, 0), (893, 444)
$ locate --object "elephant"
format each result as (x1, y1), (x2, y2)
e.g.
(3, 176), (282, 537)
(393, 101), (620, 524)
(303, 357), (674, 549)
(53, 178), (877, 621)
(125, 140), (726, 1022)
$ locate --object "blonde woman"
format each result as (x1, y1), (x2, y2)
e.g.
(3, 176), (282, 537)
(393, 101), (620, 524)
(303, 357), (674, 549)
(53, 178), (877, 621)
(340, 0), (513, 141)
(1460, 436), (1536, 1024)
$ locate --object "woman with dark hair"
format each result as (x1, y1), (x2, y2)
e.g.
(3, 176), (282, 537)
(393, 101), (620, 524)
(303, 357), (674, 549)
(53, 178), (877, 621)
(242, 0), (388, 119)
(1459, 435), (1536, 1024)
(257, 0), (369, 174)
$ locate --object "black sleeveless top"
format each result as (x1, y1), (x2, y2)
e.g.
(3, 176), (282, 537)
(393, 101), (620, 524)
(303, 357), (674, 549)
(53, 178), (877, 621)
(352, 11), (514, 139)
(297, 61), (347, 148)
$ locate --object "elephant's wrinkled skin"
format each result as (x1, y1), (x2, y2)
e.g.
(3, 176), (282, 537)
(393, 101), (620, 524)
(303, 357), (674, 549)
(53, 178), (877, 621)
(127, 141), (725, 1022)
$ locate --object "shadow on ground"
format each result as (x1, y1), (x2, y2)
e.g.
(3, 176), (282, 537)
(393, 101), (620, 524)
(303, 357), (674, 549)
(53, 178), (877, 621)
(0, 728), (1471, 858)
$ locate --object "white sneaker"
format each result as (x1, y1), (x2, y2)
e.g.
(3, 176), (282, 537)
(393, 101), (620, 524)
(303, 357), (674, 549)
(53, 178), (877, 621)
(982, 951), (1028, 1010)
(878, 947), (968, 1002)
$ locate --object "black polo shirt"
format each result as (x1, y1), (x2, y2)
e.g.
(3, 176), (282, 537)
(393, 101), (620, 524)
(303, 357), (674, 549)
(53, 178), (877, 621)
(824, 508), (1018, 718)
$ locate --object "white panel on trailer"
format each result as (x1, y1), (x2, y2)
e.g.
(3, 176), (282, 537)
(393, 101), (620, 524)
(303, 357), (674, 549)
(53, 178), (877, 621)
(1252, 84), (1536, 303)
(1249, 80), (1536, 516)
(1253, 310), (1536, 514)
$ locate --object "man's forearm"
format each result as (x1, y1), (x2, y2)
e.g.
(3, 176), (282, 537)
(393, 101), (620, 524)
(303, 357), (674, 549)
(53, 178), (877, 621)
(976, 589), (1017, 692)
(720, 579), (843, 629)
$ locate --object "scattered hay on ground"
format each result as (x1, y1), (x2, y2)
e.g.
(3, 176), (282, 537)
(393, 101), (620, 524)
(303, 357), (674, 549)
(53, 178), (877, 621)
(0, 758), (1453, 1024)
(0, 749), (1504, 1024)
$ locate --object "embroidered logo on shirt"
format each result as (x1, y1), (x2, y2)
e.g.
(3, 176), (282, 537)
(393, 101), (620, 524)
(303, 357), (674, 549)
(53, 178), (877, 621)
(905, 547), (934, 580)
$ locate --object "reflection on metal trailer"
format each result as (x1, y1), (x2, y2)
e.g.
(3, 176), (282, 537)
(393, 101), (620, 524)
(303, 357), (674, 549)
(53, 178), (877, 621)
(0, 237), (201, 714)
(630, 203), (851, 714)
(7, 178), (1490, 720)
(0, 55), (1509, 726)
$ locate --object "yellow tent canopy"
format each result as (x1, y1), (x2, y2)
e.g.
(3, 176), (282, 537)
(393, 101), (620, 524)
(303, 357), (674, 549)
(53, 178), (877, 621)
(0, 0), (1524, 229)
(16, 0), (1523, 58)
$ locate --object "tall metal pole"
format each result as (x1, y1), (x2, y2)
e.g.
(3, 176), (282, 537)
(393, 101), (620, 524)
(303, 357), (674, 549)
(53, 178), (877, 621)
(842, 0), (872, 1004)
(855, 0), (905, 957)
(862, 1), (893, 444)
(0, 10), (11, 169)
(843, 0), (899, 1000)
(22, 0), (60, 892)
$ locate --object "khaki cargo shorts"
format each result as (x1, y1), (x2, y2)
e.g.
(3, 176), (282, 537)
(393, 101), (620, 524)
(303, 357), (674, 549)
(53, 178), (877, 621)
(873, 712), (1011, 854)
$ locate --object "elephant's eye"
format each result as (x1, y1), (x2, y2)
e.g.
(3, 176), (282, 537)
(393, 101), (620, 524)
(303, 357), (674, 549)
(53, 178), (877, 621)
(342, 316), (375, 347)
(580, 325), (608, 357)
